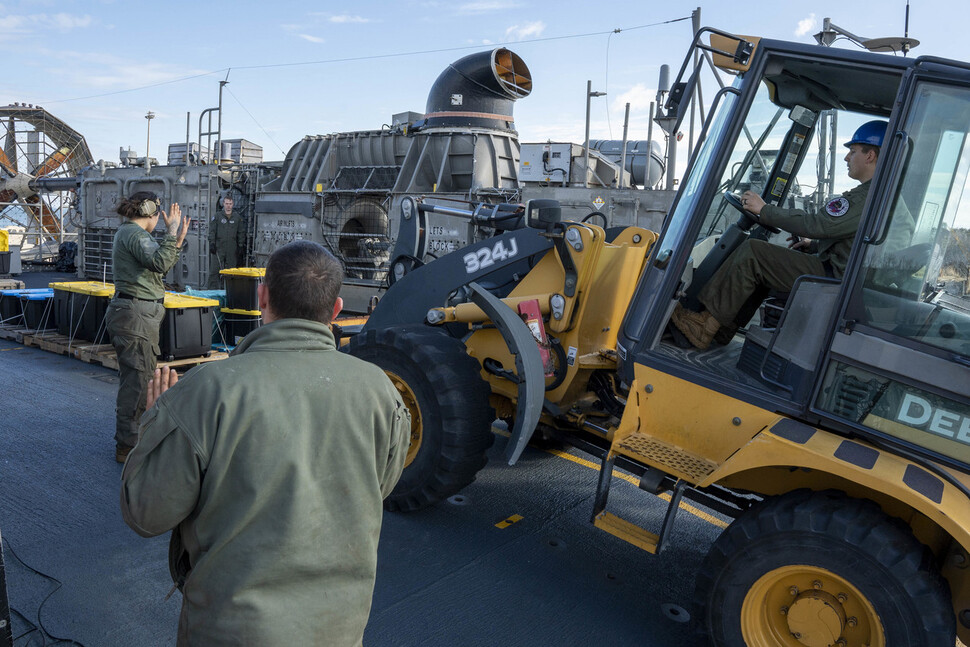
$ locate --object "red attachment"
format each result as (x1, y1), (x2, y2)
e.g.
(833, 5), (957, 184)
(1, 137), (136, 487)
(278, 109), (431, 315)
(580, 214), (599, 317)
(517, 299), (555, 377)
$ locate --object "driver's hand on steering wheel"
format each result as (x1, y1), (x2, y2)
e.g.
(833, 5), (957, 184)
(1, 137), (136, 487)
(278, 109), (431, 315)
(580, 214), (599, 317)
(788, 235), (812, 251)
(740, 191), (766, 215)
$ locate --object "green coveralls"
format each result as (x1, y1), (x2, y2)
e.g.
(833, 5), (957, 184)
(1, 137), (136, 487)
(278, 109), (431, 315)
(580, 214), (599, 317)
(105, 221), (179, 451)
(120, 319), (410, 647)
(208, 212), (245, 287)
(699, 181), (871, 328)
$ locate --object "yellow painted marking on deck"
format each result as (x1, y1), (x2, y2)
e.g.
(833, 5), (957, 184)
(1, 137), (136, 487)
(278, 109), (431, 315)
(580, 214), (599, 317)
(495, 514), (524, 529)
(491, 426), (728, 529)
(0, 347), (23, 351)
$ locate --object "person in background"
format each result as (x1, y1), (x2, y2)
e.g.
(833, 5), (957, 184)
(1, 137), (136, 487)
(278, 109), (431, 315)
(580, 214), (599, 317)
(120, 240), (410, 647)
(207, 194), (246, 287)
(105, 191), (190, 462)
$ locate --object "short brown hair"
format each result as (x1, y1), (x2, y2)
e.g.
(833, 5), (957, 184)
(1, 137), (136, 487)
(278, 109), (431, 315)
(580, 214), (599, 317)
(265, 241), (344, 324)
(117, 191), (159, 219)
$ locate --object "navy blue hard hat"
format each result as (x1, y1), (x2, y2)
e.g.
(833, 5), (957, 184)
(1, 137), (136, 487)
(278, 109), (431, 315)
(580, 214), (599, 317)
(844, 120), (888, 148)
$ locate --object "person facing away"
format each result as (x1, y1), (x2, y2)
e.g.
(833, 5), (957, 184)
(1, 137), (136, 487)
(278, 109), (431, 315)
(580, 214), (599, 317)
(670, 120), (889, 350)
(120, 240), (411, 647)
(105, 191), (190, 462)
(208, 193), (246, 286)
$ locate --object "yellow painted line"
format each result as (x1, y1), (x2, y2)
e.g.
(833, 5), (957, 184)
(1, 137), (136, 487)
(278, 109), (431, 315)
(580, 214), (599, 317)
(495, 514), (524, 529)
(492, 426), (729, 529)
(0, 347), (24, 351)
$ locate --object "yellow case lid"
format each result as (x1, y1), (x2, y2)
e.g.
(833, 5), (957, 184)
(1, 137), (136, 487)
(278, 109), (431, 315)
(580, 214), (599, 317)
(49, 281), (115, 297)
(221, 307), (262, 316)
(219, 267), (266, 277)
(164, 292), (220, 308)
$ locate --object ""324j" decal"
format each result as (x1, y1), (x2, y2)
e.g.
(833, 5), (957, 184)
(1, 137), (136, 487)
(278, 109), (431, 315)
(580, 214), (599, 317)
(463, 239), (519, 273)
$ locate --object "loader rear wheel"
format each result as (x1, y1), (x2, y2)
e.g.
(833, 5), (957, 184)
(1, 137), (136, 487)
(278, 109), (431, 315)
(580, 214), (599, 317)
(695, 489), (954, 647)
(347, 327), (495, 512)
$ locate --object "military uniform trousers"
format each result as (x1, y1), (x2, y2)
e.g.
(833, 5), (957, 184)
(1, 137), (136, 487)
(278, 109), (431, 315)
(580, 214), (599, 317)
(105, 297), (163, 449)
(208, 216), (242, 288)
(698, 239), (828, 329)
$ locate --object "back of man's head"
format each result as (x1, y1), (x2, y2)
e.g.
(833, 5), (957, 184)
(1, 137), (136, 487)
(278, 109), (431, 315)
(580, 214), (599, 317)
(265, 241), (344, 324)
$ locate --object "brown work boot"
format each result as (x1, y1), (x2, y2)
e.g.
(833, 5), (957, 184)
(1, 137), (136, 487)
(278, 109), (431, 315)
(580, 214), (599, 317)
(116, 444), (134, 464)
(670, 304), (721, 350)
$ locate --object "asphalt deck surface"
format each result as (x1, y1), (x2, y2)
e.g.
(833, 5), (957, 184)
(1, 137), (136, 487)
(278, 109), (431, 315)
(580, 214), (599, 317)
(1, 272), (726, 647)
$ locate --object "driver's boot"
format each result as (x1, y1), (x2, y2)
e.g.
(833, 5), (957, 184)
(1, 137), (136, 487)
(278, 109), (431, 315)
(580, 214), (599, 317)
(713, 324), (739, 346)
(670, 304), (721, 350)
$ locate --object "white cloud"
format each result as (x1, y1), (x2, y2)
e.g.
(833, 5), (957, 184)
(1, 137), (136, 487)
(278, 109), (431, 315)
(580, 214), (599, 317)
(73, 62), (211, 90)
(504, 21), (544, 41)
(51, 13), (92, 30)
(612, 84), (657, 112)
(330, 14), (369, 23)
(459, 1), (517, 15)
(299, 34), (325, 43)
(795, 14), (816, 38)
(0, 12), (91, 36)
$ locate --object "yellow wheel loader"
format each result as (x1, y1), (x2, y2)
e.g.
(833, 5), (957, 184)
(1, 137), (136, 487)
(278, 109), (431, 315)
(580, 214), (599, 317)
(348, 28), (970, 645)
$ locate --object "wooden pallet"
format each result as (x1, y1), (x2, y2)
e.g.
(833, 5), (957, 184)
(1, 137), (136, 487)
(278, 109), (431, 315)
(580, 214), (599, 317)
(0, 325), (27, 343)
(20, 331), (226, 371)
(0, 325), (59, 343)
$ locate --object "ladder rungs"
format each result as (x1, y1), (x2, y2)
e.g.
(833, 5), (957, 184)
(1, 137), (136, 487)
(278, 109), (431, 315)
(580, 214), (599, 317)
(593, 512), (659, 554)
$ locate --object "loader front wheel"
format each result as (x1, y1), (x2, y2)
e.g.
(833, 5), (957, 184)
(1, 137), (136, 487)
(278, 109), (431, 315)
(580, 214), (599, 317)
(347, 327), (495, 512)
(695, 489), (954, 647)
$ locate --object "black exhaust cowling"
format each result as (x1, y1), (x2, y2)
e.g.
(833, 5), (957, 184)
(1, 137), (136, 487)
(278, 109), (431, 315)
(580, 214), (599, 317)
(418, 48), (532, 132)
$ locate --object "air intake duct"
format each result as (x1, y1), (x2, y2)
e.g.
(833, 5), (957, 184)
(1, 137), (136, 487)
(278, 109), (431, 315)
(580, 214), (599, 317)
(419, 48), (532, 132)
(589, 139), (666, 188)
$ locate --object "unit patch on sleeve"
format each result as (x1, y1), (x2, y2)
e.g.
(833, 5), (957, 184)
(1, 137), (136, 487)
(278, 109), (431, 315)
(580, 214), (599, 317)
(826, 197), (850, 217)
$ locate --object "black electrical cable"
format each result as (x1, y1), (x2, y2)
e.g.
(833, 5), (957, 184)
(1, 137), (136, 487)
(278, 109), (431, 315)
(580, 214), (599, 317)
(2, 536), (87, 647)
(476, 211), (524, 223)
(542, 161), (569, 179)
(582, 211), (608, 226)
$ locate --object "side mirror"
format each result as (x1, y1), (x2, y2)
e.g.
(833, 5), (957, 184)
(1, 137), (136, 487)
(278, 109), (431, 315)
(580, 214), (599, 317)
(525, 199), (562, 231)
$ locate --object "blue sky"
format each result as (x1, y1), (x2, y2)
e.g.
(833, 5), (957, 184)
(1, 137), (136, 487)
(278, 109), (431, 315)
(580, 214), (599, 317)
(1, 0), (962, 166)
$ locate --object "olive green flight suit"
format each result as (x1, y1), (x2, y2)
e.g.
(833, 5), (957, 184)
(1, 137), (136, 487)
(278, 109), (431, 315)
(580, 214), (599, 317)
(699, 181), (871, 328)
(121, 319), (410, 647)
(208, 212), (245, 287)
(105, 221), (180, 451)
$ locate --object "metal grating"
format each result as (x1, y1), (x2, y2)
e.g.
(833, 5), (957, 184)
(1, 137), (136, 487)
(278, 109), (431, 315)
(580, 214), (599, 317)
(321, 195), (391, 282)
(616, 433), (718, 481)
(331, 166), (400, 191)
(81, 228), (115, 280)
(81, 228), (170, 282)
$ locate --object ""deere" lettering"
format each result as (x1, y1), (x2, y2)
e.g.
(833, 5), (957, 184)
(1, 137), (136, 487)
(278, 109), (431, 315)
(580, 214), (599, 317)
(897, 393), (970, 443)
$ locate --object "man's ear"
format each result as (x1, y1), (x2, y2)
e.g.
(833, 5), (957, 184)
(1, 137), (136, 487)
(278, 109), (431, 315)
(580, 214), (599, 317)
(332, 296), (343, 322)
(257, 283), (270, 311)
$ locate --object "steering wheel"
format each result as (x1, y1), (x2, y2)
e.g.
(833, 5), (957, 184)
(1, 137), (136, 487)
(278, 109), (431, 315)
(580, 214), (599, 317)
(723, 191), (781, 234)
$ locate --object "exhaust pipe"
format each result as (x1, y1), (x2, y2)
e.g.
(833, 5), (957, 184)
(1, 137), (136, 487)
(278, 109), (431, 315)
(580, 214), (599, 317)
(418, 48), (532, 132)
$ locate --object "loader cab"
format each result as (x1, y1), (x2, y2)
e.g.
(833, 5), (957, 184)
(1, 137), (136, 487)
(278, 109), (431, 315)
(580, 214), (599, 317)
(618, 33), (970, 472)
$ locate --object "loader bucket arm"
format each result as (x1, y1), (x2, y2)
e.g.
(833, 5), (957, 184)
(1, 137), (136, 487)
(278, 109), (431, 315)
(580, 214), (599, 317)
(467, 282), (545, 465)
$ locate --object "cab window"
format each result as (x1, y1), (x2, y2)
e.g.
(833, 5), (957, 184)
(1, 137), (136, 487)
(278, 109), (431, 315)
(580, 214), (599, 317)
(853, 82), (970, 358)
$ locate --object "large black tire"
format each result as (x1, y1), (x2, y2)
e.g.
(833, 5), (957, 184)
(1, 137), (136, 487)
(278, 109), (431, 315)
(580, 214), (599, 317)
(695, 489), (954, 647)
(346, 327), (495, 512)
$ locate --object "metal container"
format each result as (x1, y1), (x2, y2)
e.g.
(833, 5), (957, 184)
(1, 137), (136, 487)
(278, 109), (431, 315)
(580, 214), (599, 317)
(589, 139), (666, 188)
(222, 139), (263, 164)
(167, 142), (211, 165)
